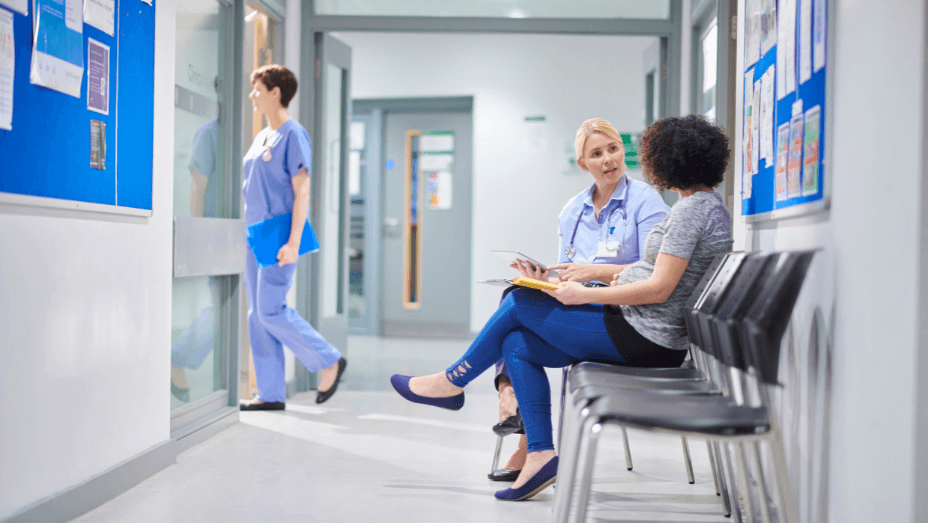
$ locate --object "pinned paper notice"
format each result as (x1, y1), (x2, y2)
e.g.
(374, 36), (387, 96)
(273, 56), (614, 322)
(419, 152), (454, 171)
(0, 8), (13, 130)
(813, 0), (827, 72)
(799, 0), (812, 84)
(760, 67), (775, 167)
(802, 105), (821, 197)
(420, 132), (454, 152)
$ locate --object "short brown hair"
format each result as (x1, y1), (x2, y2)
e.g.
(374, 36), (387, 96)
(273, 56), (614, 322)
(250, 65), (298, 108)
(638, 115), (729, 191)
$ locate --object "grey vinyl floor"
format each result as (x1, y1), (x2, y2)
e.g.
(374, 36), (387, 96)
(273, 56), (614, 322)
(73, 336), (730, 523)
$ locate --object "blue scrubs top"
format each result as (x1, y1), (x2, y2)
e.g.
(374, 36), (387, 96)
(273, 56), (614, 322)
(189, 119), (218, 217)
(557, 175), (670, 265)
(243, 119), (313, 225)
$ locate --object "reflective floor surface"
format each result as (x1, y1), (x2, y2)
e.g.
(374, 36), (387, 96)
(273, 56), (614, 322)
(74, 336), (729, 523)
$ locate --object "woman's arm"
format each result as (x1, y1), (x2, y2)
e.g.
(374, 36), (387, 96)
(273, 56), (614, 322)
(548, 263), (630, 283)
(277, 169), (310, 266)
(544, 252), (689, 306)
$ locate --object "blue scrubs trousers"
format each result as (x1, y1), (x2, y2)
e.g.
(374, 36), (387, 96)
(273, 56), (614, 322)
(245, 251), (342, 403)
(445, 288), (625, 452)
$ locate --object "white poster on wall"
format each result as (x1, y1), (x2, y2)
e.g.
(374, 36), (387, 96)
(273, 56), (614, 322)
(813, 0), (827, 72)
(799, 0), (812, 84)
(0, 0), (26, 15)
(30, 0), (84, 98)
(0, 7), (13, 130)
(84, 0), (115, 36)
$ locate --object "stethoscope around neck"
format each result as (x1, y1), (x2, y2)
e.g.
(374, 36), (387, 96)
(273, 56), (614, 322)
(564, 203), (628, 260)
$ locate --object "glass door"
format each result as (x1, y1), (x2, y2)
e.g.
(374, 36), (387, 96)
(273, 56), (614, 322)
(296, 33), (352, 388)
(170, 0), (244, 435)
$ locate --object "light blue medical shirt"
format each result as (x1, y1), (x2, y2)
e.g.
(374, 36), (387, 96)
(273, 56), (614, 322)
(557, 175), (670, 265)
(242, 119), (313, 226)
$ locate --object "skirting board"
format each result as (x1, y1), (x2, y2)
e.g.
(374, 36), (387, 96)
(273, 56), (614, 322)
(381, 320), (473, 339)
(3, 409), (239, 523)
(2, 441), (177, 523)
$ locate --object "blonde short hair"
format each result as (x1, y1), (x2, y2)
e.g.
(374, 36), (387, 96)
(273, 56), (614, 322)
(575, 118), (623, 160)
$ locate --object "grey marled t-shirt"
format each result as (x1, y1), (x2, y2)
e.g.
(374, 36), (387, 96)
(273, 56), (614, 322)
(606, 191), (733, 350)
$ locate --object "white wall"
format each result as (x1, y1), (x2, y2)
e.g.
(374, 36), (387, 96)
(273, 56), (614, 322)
(732, 1), (927, 521)
(335, 32), (656, 330)
(0, 0), (176, 518)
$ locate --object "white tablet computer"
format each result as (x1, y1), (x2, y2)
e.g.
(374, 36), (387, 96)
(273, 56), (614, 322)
(491, 250), (548, 271)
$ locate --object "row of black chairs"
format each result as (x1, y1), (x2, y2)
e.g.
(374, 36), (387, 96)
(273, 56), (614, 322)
(552, 249), (815, 523)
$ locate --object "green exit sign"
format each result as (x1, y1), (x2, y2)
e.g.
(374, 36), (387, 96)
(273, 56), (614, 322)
(621, 133), (641, 169)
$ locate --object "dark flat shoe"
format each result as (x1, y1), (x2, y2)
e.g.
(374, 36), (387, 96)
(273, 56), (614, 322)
(488, 469), (521, 482)
(171, 381), (190, 403)
(240, 401), (286, 411)
(492, 408), (525, 436)
(495, 456), (558, 501)
(390, 374), (465, 411)
(316, 357), (348, 404)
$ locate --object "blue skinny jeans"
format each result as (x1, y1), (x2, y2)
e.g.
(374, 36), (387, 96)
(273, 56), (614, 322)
(445, 288), (625, 452)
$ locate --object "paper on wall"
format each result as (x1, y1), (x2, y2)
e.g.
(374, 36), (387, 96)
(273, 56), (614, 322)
(760, 0), (777, 55)
(787, 113), (804, 199)
(743, 71), (755, 182)
(744, 0), (761, 67)
(84, 0), (115, 36)
(802, 105), (821, 196)
(419, 152), (454, 171)
(783, 0), (797, 97)
(775, 122), (789, 202)
(0, 8), (13, 130)
(760, 67), (775, 166)
(0, 0), (26, 15)
(776, 2), (786, 99)
(31, 0), (84, 98)
(813, 0), (827, 72)
(799, 0), (812, 84)
(752, 77), (761, 175)
(86, 38), (109, 114)
(420, 133), (454, 152)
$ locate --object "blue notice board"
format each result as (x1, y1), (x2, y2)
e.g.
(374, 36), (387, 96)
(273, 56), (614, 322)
(0, 0), (155, 213)
(741, 0), (827, 220)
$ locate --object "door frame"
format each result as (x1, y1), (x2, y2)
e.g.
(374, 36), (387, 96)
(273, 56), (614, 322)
(350, 97), (473, 336)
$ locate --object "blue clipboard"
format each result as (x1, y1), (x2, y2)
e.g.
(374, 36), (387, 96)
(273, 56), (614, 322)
(246, 213), (320, 268)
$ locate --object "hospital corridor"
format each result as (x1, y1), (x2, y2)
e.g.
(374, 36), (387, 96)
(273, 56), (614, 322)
(2, 1), (928, 523)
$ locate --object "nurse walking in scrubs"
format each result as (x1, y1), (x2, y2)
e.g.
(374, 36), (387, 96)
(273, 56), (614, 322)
(240, 65), (347, 411)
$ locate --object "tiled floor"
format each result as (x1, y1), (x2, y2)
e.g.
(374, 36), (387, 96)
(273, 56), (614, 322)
(73, 336), (729, 523)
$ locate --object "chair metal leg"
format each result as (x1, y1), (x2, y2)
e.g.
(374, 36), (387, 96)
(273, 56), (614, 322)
(768, 432), (800, 523)
(572, 420), (604, 523)
(721, 442), (744, 522)
(707, 441), (722, 496)
(682, 436), (695, 484)
(557, 366), (570, 448)
(552, 403), (593, 523)
(490, 435), (504, 475)
(712, 442), (733, 517)
(621, 426), (633, 471)
(751, 442), (773, 523)
(734, 442), (759, 522)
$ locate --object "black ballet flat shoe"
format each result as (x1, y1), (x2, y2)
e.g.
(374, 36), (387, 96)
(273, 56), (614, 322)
(316, 357), (348, 404)
(488, 469), (521, 482)
(171, 381), (190, 403)
(240, 401), (286, 411)
(492, 408), (525, 437)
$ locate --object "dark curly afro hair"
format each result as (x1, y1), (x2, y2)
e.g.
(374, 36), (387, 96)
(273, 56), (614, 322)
(638, 115), (729, 191)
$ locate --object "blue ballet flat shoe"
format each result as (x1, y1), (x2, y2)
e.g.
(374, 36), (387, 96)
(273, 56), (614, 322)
(390, 374), (465, 411)
(494, 456), (558, 501)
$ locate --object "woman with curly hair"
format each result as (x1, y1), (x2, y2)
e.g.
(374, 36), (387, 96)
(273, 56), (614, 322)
(390, 114), (733, 501)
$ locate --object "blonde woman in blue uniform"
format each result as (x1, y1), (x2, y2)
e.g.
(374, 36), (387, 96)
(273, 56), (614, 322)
(489, 118), (669, 480)
(240, 65), (347, 410)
